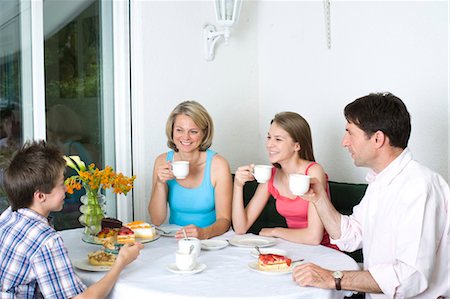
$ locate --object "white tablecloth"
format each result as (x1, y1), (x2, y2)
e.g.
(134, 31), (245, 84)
(60, 228), (360, 299)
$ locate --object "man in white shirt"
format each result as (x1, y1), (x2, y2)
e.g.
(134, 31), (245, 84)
(292, 92), (449, 299)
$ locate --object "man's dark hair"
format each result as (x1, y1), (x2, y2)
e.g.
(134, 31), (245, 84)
(344, 92), (411, 149)
(3, 140), (65, 211)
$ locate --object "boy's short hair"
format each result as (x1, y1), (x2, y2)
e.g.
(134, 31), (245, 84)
(3, 140), (65, 211)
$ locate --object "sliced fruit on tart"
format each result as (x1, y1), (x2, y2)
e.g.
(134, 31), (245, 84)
(97, 228), (118, 240)
(257, 253), (292, 271)
(116, 226), (135, 244)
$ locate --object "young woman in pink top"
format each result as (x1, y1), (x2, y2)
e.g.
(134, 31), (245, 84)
(232, 112), (336, 249)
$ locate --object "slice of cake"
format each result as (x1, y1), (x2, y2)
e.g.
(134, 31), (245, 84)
(88, 250), (116, 267)
(257, 254), (292, 271)
(101, 217), (123, 229)
(125, 221), (156, 239)
(97, 227), (118, 243)
(117, 226), (135, 244)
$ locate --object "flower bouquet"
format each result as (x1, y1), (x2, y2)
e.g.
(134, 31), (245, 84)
(64, 156), (135, 237)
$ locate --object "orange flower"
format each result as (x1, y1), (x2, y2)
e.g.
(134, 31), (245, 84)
(64, 155), (135, 195)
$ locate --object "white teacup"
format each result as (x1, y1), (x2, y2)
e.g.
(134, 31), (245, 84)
(175, 251), (197, 271)
(172, 161), (189, 179)
(253, 165), (273, 183)
(178, 237), (201, 258)
(289, 174), (311, 196)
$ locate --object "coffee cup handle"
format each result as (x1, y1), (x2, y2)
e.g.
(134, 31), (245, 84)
(249, 164), (256, 178)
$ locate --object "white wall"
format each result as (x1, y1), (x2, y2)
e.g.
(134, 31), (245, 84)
(131, 0), (449, 221)
(131, 0), (259, 221)
(258, 1), (449, 183)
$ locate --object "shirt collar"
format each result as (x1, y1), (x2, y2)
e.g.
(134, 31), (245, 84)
(17, 208), (51, 226)
(365, 147), (412, 185)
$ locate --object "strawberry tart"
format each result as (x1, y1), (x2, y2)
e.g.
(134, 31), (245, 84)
(97, 227), (118, 242)
(258, 254), (292, 271)
(117, 226), (135, 244)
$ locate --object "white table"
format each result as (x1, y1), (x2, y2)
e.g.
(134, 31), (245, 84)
(60, 228), (359, 299)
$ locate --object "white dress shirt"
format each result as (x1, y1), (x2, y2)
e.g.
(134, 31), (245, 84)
(331, 148), (449, 299)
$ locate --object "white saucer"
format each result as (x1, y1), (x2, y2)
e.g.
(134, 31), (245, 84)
(167, 263), (207, 274)
(201, 239), (229, 250)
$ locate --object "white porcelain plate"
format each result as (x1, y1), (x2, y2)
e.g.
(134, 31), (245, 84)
(156, 225), (182, 237)
(247, 261), (292, 275)
(73, 258), (111, 272)
(229, 235), (277, 248)
(167, 263), (207, 274)
(201, 239), (229, 251)
(250, 247), (287, 258)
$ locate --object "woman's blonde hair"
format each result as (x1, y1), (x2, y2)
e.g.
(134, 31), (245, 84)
(271, 112), (315, 163)
(165, 101), (214, 152)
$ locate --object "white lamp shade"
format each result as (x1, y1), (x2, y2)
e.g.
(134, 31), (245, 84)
(214, 0), (242, 27)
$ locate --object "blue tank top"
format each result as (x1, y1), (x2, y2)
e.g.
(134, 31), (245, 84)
(166, 149), (216, 227)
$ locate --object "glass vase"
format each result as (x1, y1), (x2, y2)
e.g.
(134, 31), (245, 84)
(78, 190), (105, 240)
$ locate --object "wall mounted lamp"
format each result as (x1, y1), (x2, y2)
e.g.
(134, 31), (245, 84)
(203, 0), (242, 61)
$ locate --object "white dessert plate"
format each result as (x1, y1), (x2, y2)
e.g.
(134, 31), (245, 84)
(250, 247), (287, 258)
(156, 225), (182, 237)
(229, 235), (277, 248)
(73, 258), (111, 272)
(247, 261), (292, 275)
(82, 233), (161, 245)
(201, 239), (229, 251)
(167, 263), (207, 274)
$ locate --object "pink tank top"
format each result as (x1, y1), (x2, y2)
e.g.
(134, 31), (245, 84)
(268, 162), (338, 250)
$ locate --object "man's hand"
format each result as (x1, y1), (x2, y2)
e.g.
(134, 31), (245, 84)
(292, 262), (335, 289)
(301, 177), (328, 204)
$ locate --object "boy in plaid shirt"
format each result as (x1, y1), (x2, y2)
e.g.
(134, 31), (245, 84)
(0, 140), (143, 298)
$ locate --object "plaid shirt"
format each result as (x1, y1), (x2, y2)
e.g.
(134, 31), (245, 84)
(0, 207), (86, 298)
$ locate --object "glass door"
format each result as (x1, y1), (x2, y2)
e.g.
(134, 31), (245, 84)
(0, 0), (25, 212)
(43, 0), (118, 230)
(0, 0), (129, 229)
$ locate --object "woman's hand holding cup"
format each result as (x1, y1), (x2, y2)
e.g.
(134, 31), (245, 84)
(234, 164), (256, 187)
(156, 161), (175, 184)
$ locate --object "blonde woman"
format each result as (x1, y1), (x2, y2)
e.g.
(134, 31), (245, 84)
(232, 112), (337, 249)
(148, 101), (232, 240)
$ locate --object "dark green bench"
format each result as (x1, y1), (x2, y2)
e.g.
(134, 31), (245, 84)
(237, 178), (367, 263)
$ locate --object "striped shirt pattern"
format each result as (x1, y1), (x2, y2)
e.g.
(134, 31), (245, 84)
(0, 207), (86, 298)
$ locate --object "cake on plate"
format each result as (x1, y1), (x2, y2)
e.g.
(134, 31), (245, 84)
(88, 250), (116, 267)
(117, 226), (135, 244)
(258, 254), (292, 271)
(101, 217), (123, 229)
(125, 221), (156, 239)
(97, 227), (118, 243)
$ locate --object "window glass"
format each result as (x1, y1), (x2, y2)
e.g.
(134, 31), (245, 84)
(0, 0), (23, 213)
(44, 0), (105, 230)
